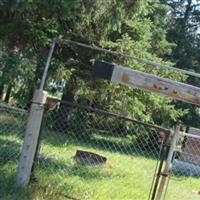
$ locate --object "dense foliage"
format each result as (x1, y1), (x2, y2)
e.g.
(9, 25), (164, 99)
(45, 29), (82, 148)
(164, 0), (200, 127)
(0, 0), (200, 128)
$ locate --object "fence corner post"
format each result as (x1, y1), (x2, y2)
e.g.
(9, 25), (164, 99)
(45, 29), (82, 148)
(15, 89), (47, 187)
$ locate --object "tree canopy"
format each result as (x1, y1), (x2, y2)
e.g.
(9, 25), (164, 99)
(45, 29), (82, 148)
(0, 0), (200, 128)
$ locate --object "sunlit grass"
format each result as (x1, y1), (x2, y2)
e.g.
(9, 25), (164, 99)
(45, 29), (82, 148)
(0, 113), (199, 200)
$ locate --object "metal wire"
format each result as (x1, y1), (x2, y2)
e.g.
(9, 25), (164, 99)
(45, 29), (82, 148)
(54, 99), (170, 133)
(63, 39), (200, 78)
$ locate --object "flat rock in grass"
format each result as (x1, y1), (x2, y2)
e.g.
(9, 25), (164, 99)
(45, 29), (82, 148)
(74, 150), (107, 165)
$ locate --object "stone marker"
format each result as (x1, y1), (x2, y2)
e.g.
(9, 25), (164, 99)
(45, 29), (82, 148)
(75, 150), (107, 165)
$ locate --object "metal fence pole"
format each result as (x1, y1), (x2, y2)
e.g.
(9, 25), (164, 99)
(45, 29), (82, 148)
(155, 122), (181, 200)
(39, 41), (56, 91)
(15, 36), (62, 186)
(149, 131), (171, 200)
(15, 90), (47, 186)
(39, 35), (62, 91)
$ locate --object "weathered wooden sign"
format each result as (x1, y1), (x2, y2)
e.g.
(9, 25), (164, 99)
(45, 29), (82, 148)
(93, 60), (200, 106)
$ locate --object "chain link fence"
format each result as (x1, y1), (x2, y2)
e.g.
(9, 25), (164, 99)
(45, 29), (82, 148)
(0, 103), (28, 196)
(1, 100), (200, 199)
(165, 132), (200, 200)
(173, 131), (200, 176)
(33, 100), (169, 200)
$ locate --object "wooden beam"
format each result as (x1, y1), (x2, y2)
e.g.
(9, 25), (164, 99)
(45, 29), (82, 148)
(93, 60), (200, 106)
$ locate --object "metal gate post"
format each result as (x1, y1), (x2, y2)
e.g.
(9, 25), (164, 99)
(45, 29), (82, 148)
(149, 130), (171, 200)
(15, 36), (61, 187)
(15, 90), (47, 186)
(155, 122), (181, 200)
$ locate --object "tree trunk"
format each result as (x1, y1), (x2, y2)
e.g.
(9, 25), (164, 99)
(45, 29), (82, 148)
(61, 73), (77, 102)
(0, 82), (4, 101)
(4, 84), (12, 103)
(184, 0), (192, 27)
(54, 75), (77, 131)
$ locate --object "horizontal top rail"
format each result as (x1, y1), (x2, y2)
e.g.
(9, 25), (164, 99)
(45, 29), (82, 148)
(180, 132), (200, 139)
(64, 39), (200, 79)
(180, 151), (200, 158)
(0, 103), (28, 113)
(47, 97), (170, 134)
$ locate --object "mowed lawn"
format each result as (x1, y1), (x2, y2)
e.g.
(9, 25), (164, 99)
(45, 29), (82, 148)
(0, 113), (200, 200)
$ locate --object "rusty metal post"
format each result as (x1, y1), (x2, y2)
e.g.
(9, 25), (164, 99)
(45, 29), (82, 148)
(149, 130), (171, 200)
(155, 122), (181, 200)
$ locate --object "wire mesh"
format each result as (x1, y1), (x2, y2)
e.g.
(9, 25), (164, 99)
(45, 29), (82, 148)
(172, 133), (200, 177)
(35, 100), (167, 200)
(165, 132), (200, 200)
(0, 103), (28, 192)
(1, 100), (199, 200)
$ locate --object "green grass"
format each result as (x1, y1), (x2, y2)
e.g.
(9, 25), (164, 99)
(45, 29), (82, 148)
(0, 112), (200, 200)
(35, 134), (156, 200)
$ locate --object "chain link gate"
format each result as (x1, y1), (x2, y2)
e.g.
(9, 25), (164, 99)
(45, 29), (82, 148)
(30, 99), (170, 200)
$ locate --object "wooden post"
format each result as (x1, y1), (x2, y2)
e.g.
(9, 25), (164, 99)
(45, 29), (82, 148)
(93, 60), (200, 106)
(15, 89), (47, 186)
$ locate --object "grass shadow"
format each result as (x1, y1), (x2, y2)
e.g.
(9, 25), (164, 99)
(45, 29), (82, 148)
(37, 155), (124, 181)
(0, 112), (26, 139)
(43, 130), (160, 160)
(0, 137), (21, 163)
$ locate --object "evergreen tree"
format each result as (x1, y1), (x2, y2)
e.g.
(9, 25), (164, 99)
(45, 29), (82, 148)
(0, 0), (187, 126)
(165, 0), (200, 127)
